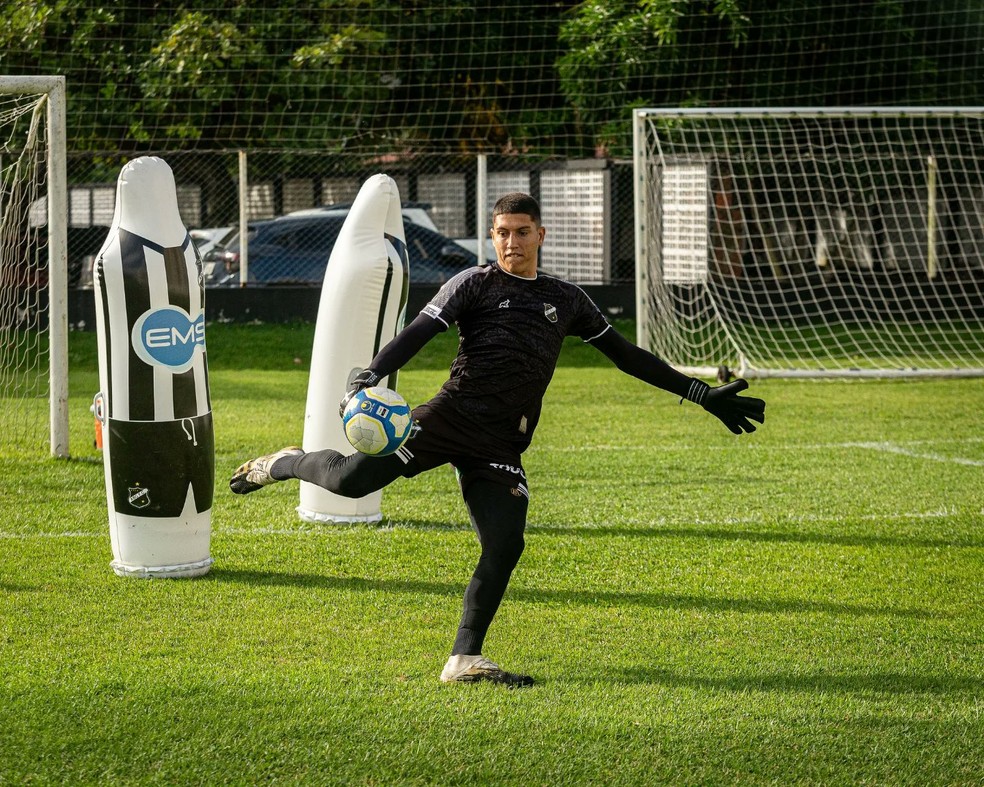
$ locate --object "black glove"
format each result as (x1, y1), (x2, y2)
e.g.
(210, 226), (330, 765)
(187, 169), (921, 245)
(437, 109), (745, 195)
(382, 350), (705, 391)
(338, 368), (381, 417)
(685, 378), (766, 435)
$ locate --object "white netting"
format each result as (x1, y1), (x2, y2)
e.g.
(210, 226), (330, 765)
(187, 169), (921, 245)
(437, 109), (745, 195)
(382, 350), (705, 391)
(0, 90), (50, 449)
(635, 108), (984, 377)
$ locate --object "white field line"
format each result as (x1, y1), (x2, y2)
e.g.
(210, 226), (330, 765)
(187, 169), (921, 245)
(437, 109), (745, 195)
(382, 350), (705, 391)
(841, 441), (984, 467)
(546, 438), (984, 466)
(0, 530), (101, 539)
(3, 507), (982, 541)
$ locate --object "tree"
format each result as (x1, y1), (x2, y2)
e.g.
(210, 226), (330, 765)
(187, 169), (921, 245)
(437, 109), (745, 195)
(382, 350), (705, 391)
(2, 0), (981, 160)
(557, 0), (984, 156)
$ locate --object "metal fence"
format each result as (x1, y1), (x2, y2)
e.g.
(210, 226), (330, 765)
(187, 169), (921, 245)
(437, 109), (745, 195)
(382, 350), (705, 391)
(64, 152), (638, 289)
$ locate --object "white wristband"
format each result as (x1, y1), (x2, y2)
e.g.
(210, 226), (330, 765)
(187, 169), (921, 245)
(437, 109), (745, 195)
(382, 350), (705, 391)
(684, 378), (711, 406)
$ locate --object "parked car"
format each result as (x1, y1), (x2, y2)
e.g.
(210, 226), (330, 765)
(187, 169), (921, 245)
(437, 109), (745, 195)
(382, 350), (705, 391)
(292, 201), (498, 263)
(75, 225), (228, 289)
(453, 236), (498, 263)
(203, 213), (480, 287)
(190, 226), (235, 257)
(287, 201), (441, 233)
(60, 225), (112, 289)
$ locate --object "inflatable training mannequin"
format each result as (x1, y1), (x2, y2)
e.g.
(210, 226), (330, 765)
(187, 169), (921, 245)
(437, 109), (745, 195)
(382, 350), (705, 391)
(298, 174), (410, 522)
(92, 156), (214, 578)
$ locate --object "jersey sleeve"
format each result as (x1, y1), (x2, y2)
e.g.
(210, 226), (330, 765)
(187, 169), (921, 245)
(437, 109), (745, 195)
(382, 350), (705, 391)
(367, 313), (444, 377)
(420, 267), (484, 328)
(569, 284), (612, 342)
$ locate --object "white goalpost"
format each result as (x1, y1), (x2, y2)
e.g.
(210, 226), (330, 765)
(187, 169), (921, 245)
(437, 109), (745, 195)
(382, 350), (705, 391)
(0, 76), (68, 455)
(633, 107), (984, 378)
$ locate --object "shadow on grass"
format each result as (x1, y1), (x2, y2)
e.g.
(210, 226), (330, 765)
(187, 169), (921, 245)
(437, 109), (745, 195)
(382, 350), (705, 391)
(0, 582), (42, 593)
(212, 568), (936, 619)
(604, 666), (984, 696)
(55, 454), (104, 465)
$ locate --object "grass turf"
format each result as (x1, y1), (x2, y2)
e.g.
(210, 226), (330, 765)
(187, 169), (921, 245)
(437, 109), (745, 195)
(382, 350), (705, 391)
(1, 321), (982, 784)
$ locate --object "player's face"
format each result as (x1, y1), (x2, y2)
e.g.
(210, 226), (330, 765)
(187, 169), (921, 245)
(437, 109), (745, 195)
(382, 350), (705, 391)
(491, 213), (545, 279)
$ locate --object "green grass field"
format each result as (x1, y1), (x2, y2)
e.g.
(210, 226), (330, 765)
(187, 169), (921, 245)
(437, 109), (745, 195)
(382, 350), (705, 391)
(2, 322), (982, 785)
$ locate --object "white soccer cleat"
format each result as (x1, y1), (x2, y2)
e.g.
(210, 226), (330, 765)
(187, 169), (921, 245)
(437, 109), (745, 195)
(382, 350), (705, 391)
(440, 654), (534, 688)
(230, 446), (303, 495)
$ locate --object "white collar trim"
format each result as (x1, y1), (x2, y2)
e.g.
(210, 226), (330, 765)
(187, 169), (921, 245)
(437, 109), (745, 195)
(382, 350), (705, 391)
(496, 263), (538, 281)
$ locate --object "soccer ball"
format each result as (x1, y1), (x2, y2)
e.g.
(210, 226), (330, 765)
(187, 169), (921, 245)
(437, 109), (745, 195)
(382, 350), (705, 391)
(342, 386), (413, 456)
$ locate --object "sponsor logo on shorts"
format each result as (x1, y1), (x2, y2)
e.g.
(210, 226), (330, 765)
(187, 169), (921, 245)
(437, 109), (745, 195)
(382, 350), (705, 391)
(488, 462), (526, 480)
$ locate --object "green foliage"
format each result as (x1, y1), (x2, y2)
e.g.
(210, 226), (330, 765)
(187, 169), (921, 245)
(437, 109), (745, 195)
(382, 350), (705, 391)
(4, 0), (980, 156)
(140, 12), (262, 143)
(557, 0), (984, 155)
(0, 0), (576, 153)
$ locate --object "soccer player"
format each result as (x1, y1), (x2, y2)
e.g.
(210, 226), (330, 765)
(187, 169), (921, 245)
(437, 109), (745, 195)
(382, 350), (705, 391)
(231, 193), (765, 687)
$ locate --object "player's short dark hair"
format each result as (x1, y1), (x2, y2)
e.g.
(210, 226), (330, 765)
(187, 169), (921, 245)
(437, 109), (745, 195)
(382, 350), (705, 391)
(492, 193), (541, 225)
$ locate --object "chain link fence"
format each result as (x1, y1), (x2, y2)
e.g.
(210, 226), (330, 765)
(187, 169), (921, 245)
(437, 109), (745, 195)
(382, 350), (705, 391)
(65, 151), (637, 294)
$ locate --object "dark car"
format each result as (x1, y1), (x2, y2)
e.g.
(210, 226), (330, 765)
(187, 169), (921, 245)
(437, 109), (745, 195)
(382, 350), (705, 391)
(203, 214), (479, 287)
(68, 225), (112, 288)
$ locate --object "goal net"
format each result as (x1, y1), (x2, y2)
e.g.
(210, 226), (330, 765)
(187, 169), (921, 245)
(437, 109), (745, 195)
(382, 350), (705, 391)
(633, 108), (984, 378)
(0, 77), (68, 455)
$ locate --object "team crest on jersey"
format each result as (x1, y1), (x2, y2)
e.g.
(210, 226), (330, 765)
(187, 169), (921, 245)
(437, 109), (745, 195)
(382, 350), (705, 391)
(543, 303), (557, 323)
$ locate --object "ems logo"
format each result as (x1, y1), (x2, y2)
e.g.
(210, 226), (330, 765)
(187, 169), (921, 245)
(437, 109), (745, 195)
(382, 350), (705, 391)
(128, 486), (151, 509)
(543, 303), (557, 323)
(131, 305), (205, 372)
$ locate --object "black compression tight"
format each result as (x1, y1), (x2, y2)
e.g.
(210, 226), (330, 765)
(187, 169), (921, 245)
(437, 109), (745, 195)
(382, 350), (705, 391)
(276, 450), (529, 658)
(275, 448), (405, 498)
(452, 479), (528, 656)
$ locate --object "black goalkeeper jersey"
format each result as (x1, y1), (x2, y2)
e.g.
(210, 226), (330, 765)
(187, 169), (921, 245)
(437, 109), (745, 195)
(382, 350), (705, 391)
(418, 263), (611, 453)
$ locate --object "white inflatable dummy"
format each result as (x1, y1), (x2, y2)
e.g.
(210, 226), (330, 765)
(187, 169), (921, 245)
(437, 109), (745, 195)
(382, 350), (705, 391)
(298, 174), (410, 522)
(92, 156), (214, 578)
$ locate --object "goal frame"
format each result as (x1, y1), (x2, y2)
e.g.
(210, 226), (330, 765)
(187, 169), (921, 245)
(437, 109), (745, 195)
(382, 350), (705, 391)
(633, 106), (984, 379)
(1, 76), (68, 455)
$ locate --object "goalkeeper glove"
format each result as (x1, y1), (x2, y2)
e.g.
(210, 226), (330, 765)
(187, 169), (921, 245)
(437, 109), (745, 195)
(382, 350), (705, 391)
(684, 378), (766, 435)
(338, 368), (381, 417)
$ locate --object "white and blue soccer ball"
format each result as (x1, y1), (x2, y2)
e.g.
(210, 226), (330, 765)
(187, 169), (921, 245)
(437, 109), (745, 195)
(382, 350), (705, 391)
(342, 386), (413, 456)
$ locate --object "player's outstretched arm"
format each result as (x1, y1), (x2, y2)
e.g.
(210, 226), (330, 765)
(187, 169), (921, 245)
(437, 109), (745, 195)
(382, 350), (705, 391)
(590, 328), (765, 434)
(338, 313), (443, 416)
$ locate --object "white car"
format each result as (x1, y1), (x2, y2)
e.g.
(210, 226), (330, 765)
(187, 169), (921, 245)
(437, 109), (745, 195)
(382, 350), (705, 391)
(190, 226), (236, 257)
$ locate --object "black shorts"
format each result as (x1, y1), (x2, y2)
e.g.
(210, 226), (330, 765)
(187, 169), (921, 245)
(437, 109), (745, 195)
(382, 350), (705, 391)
(398, 403), (529, 499)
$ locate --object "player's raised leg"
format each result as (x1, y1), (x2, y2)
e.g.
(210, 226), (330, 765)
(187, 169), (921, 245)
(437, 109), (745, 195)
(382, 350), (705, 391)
(231, 447), (407, 499)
